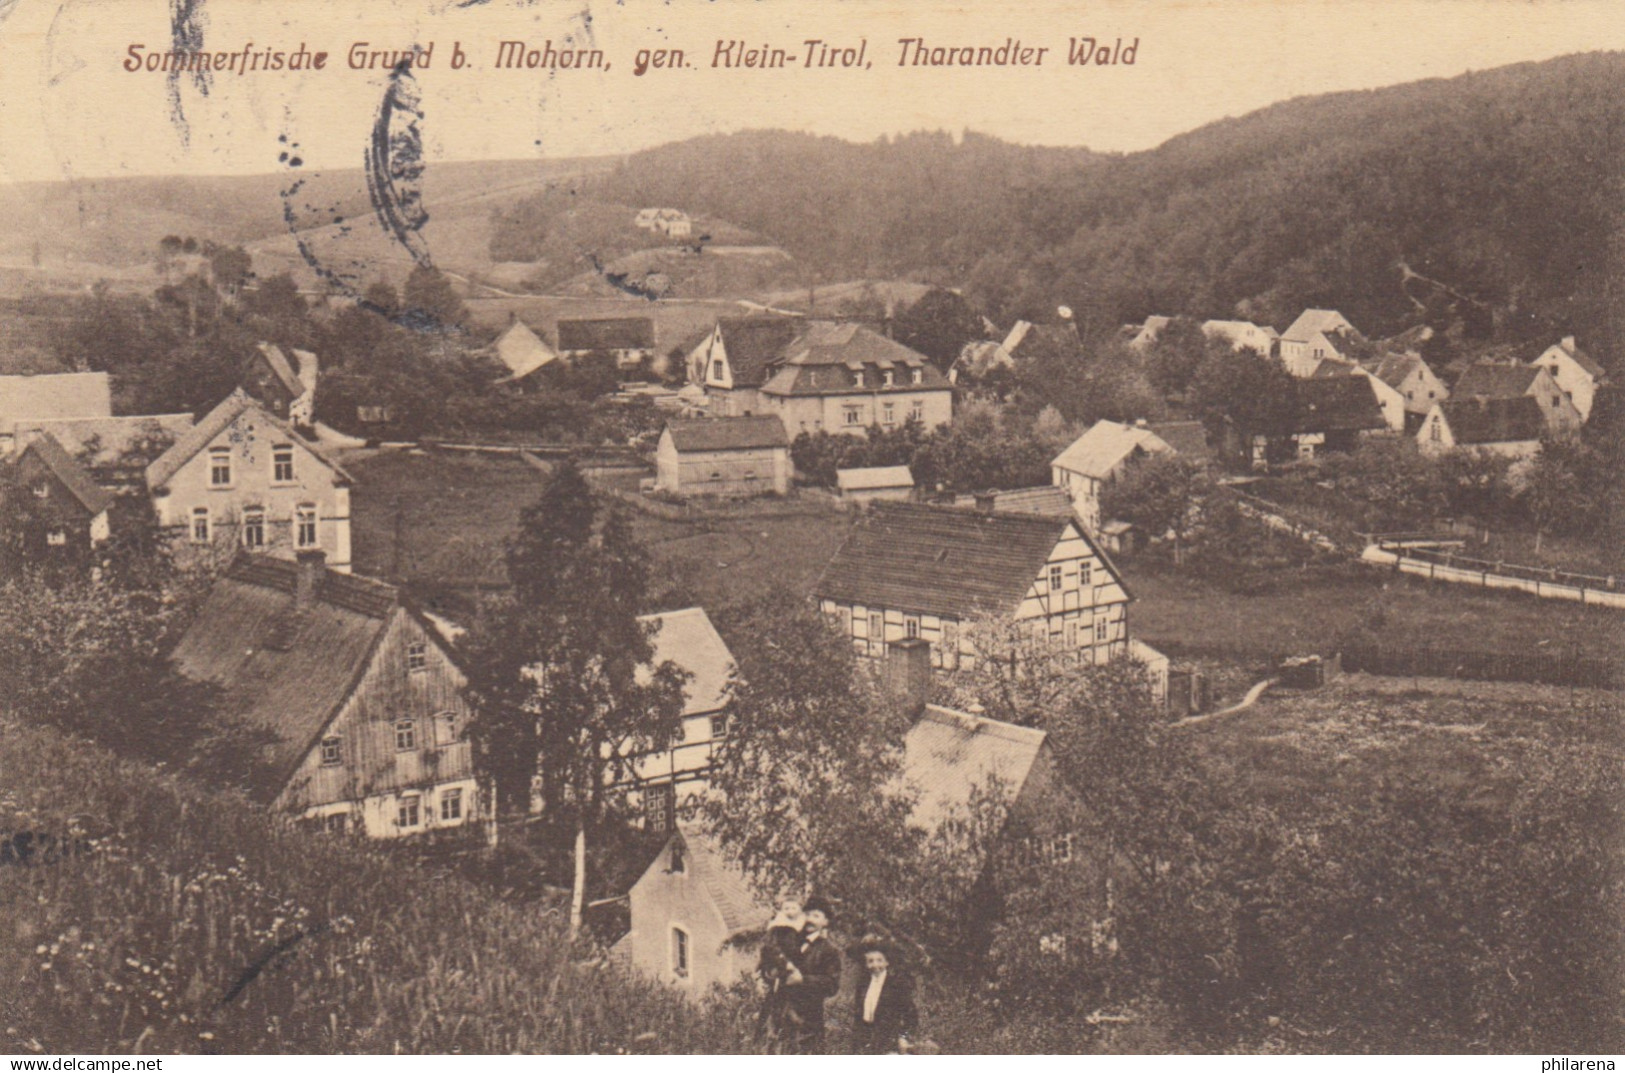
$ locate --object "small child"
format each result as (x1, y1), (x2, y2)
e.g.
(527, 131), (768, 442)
(757, 896), (807, 989)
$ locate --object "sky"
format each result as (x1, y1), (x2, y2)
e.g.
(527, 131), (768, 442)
(0, 0), (1620, 183)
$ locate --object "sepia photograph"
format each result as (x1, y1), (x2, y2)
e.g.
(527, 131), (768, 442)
(0, 0), (1621, 1057)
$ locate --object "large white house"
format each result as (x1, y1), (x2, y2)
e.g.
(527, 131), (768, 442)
(1530, 336), (1606, 423)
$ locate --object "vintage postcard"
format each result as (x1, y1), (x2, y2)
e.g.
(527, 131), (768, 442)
(0, 0), (1621, 1059)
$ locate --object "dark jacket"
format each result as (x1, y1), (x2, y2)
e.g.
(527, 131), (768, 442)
(851, 970), (918, 1054)
(779, 933), (842, 1046)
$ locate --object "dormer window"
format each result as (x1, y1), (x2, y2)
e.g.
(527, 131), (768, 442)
(208, 447), (232, 487)
(883, 369), (895, 387)
(911, 368), (923, 385)
(851, 370), (864, 388)
(31, 482), (49, 499)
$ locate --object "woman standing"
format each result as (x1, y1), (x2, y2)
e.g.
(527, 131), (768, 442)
(850, 938), (918, 1055)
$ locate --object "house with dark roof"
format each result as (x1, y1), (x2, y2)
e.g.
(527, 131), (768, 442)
(1312, 361), (1407, 432)
(242, 343), (319, 428)
(758, 321), (954, 435)
(1530, 336), (1606, 423)
(1418, 395), (1545, 458)
(692, 315), (804, 412)
(1251, 375), (1389, 466)
(1452, 361), (1580, 438)
(655, 415), (791, 497)
(169, 552), (481, 839)
(5, 432), (114, 559)
(1280, 309), (1366, 377)
(1370, 353), (1448, 420)
(557, 317), (656, 370)
(145, 389), (355, 571)
(12, 413), (194, 490)
(946, 486), (1072, 518)
(0, 372), (112, 454)
(814, 502), (1133, 673)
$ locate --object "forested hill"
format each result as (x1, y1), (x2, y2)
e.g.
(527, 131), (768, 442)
(594, 52), (1625, 357)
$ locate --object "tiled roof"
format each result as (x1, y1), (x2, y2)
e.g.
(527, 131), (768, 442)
(813, 502), (1071, 620)
(674, 827), (772, 938)
(640, 608), (734, 717)
(1439, 395), (1546, 445)
(557, 317), (655, 352)
(14, 414), (193, 470)
(760, 323), (950, 397)
(837, 465), (915, 492)
(713, 317), (802, 388)
(1282, 309), (1355, 344)
(18, 432), (113, 515)
(254, 343), (305, 400)
(904, 705), (1047, 835)
(145, 390), (354, 491)
(1552, 338), (1606, 379)
(1453, 362), (1541, 399)
(1147, 421), (1209, 460)
(1051, 420), (1174, 479)
(664, 415), (788, 452)
(169, 555), (403, 797)
(1371, 353), (1424, 390)
(0, 372), (111, 434)
(494, 320), (557, 381)
(1288, 376), (1386, 434)
(947, 486), (1071, 517)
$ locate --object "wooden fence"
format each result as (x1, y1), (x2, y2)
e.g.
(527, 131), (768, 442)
(1361, 545), (1625, 609)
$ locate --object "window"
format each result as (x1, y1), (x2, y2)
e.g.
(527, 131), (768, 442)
(850, 370), (863, 388)
(883, 369), (895, 387)
(407, 641), (428, 673)
(868, 611), (884, 642)
(882, 403), (895, 425)
(1095, 618), (1109, 643)
(671, 926), (690, 978)
(190, 507), (211, 544)
(394, 720), (417, 751)
(31, 482), (48, 499)
(439, 788), (463, 822)
(47, 530), (67, 546)
(1049, 564), (1064, 591)
(911, 401), (924, 422)
(320, 736), (342, 766)
(1065, 619), (1079, 648)
(1430, 419), (1442, 443)
(1079, 563), (1092, 587)
(295, 505), (318, 549)
(844, 408), (861, 426)
(397, 795), (421, 828)
(905, 615), (920, 639)
(1044, 833), (1075, 864)
(323, 813), (348, 835)
(645, 782), (676, 833)
(710, 711), (729, 739)
(437, 710), (458, 746)
(272, 445), (295, 483)
(208, 447), (232, 487)
(241, 509), (265, 549)
(911, 368), (923, 385)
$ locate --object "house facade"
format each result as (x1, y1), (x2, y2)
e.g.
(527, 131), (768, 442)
(757, 322), (953, 436)
(1530, 336), (1605, 423)
(1051, 420), (1178, 534)
(145, 389), (354, 572)
(1250, 375), (1388, 466)
(1370, 353), (1448, 419)
(1452, 361), (1581, 438)
(1201, 319), (1279, 357)
(837, 465), (916, 505)
(655, 416), (791, 497)
(6, 432), (113, 559)
(813, 502), (1133, 672)
(242, 343), (318, 428)
(170, 552), (481, 840)
(692, 316), (804, 411)
(1418, 396), (1545, 458)
(1280, 309), (1363, 377)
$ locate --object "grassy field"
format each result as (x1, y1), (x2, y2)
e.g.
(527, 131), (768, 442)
(1121, 561), (1625, 664)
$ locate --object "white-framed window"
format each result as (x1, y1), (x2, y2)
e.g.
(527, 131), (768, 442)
(439, 788), (463, 822)
(882, 403), (895, 425)
(31, 481), (49, 499)
(1049, 564), (1064, 591)
(1430, 419), (1442, 443)
(436, 710), (459, 746)
(844, 408), (861, 426)
(1065, 619), (1079, 648)
(295, 505), (318, 548)
(190, 507), (211, 544)
(911, 368), (923, 385)
(850, 370), (864, 388)
(47, 530), (67, 546)
(883, 369), (895, 387)
(904, 615), (920, 640)
(394, 720), (417, 751)
(911, 401), (924, 422)
(272, 445), (295, 483)
(1043, 833), (1075, 865)
(671, 926), (690, 978)
(710, 711), (729, 739)
(208, 447), (232, 487)
(320, 736), (342, 766)
(868, 611), (884, 642)
(397, 795), (421, 828)
(241, 508), (265, 549)
(407, 641), (428, 673)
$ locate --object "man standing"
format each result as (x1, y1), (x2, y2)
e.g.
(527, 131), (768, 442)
(777, 897), (842, 1053)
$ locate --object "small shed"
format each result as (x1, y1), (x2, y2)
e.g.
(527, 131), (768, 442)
(656, 416), (790, 497)
(836, 464), (914, 505)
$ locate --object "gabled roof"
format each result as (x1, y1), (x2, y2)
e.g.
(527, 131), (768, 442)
(493, 320), (557, 381)
(664, 415), (788, 452)
(1051, 420), (1174, 479)
(168, 555), (405, 797)
(1544, 338), (1605, 379)
(0, 372), (112, 434)
(947, 486), (1071, 517)
(777, 321), (928, 370)
(904, 704), (1048, 835)
(1437, 395), (1546, 445)
(711, 317), (803, 388)
(17, 432), (113, 515)
(254, 343), (305, 400)
(145, 389), (354, 491)
(1371, 353), (1426, 390)
(1282, 309), (1356, 344)
(1309, 356), (1360, 379)
(557, 317), (655, 352)
(837, 465), (915, 492)
(1288, 376), (1386, 434)
(1147, 420), (1209, 460)
(1453, 362), (1541, 399)
(639, 607), (734, 717)
(813, 502), (1078, 620)
(14, 414), (194, 470)
(666, 827), (773, 938)
(1202, 319), (1278, 345)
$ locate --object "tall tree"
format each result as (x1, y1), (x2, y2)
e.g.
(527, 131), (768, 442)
(462, 459), (688, 936)
(401, 264), (468, 331)
(893, 287), (984, 372)
(1099, 455), (1206, 564)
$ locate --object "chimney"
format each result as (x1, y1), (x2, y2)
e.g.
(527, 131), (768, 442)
(295, 549), (326, 611)
(884, 637), (932, 717)
(1133, 417), (1148, 428)
(974, 491), (999, 514)
(1562, 335), (1576, 351)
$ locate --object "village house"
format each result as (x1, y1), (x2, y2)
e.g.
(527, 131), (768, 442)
(756, 321), (954, 435)
(655, 415), (791, 497)
(491, 318), (559, 389)
(952, 338), (1015, 383)
(10, 413), (194, 491)
(1201, 319), (1279, 358)
(1050, 420), (1179, 534)
(1368, 352), (1448, 423)
(5, 432), (113, 557)
(1248, 374), (1388, 466)
(836, 464), (916, 505)
(144, 389), (355, 572)
(557, 317), (657, 370)
(1313, 361), (1407, 432)
(1452, 361), (1581, 438)
(1418, 395), (1546, 458)
(1003, 316), (1080, 363)
(813, 501), (1135, 674)
(1530, 336), (1605, 423)
(241, 343), (318, 429)
(1124, 315), (1173, 351)
(1279, 309), (1367, 377)
(691, 316), (804, 412)
(0, 371), (112, 455)
(169, 552), (481, 839)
